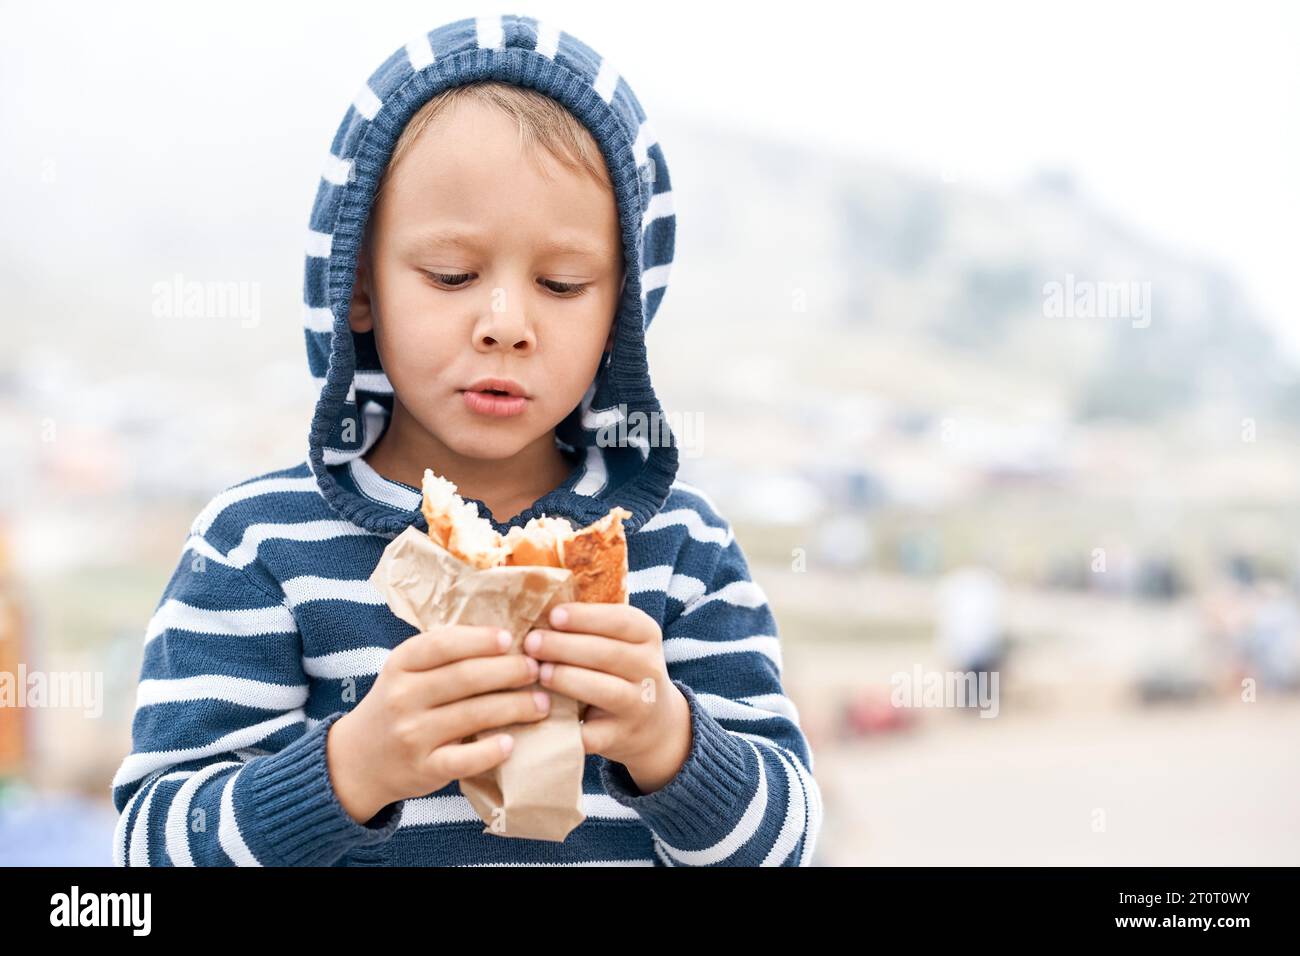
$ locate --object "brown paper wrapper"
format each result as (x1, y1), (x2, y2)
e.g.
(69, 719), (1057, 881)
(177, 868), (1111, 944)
(368, 525), (585, 842)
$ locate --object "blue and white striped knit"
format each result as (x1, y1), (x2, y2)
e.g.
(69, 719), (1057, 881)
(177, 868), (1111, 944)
(111, 14), (822, 866)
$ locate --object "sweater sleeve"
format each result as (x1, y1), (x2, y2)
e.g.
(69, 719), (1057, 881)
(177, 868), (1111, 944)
(110, 527), (404, 866)
(597, 516), (823, 866)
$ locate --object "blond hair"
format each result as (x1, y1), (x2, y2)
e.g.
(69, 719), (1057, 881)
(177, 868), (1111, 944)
(378, 80), (612, 200)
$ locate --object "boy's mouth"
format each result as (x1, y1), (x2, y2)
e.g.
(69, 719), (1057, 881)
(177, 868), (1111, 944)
(462, 377), (528, 398)
(459, 377), (530, 418)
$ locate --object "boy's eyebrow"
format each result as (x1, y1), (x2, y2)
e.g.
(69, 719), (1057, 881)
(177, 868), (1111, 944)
(404, 225), (613, 260)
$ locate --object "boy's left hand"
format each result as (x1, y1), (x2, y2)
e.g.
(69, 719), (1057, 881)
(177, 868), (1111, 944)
(523, 602), (692, 795)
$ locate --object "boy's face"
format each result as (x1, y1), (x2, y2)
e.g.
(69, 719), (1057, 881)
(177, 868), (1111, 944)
(349, 96), (624, 462)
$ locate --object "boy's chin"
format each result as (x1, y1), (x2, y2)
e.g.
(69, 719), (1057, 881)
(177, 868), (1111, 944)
(442, 428), (542, 461)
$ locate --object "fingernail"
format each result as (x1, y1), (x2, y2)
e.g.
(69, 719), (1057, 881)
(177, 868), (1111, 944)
(498, 629), (511, 651)
(524, 630), (542, 654)
(498, 734), (514, 755)
(534, 690), (550, 713)
(550, 606), (568, 627)
(540, 662), (554, 684)
(526, 656), (539, 679)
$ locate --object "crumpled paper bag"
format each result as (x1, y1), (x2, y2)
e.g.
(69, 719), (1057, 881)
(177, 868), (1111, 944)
(369, 525), (585, 842)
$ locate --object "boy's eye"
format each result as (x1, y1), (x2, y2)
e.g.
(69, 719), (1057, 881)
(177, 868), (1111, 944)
(538, 278), (589, 297)
(423, 273), (588, 298)
(427, 272), (473, 288)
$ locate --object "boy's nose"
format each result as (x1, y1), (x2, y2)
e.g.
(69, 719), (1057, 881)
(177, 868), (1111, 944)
(474, 300), (535, 352)
(478, 331), (532, 351)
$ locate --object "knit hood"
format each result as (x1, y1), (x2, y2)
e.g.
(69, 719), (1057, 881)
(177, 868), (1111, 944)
(303, 15), (677, 537)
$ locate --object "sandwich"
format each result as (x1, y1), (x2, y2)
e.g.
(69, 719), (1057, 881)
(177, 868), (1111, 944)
(421, 470), (511, 569)
(420, 468), (631, 602)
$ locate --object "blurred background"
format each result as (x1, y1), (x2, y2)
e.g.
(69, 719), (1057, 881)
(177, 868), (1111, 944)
(2, 0), (1298, 865)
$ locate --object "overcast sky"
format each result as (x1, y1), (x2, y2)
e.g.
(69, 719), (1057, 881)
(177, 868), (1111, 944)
(4, 0), (1296, 354)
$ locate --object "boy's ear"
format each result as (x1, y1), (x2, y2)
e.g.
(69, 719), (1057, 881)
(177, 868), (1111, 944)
(348, 243), (374, 334)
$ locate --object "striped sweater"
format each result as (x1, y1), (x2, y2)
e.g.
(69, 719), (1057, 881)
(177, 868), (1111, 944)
(111, 14), (822, 866)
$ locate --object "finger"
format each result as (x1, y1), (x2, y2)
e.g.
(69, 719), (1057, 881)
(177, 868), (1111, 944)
(547, 603), (656, 643)
(523, 628), (642, 682)
(538, 663), (635, 715)
(578, 714), (620, 757)
(420, 653), (539, 708)
(434, 686), (552, 743)
(424, 732), (516, 783)
(395, 625), (511, 671)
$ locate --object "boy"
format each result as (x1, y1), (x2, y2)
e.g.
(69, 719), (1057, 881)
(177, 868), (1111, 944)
(112, 14), (821, 866)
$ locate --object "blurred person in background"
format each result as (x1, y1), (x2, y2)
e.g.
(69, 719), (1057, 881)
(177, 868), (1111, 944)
(936, 565), (1008, 712)
(1239, 580), (1300, 694)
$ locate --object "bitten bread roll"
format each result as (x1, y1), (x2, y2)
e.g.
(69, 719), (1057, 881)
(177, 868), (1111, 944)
(420, 470), (510, 569)
(561, 507), (632, 603)
(503, 516), (576, 569)
(420, 468), (632, 600)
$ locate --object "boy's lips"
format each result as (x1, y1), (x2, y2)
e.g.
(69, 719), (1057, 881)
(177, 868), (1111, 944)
(459, 377), (530, 418)
(461, 377), (528, 398)
(461, 389), (529, 417)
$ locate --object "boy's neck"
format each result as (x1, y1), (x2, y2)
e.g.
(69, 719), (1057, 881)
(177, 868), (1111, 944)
(361, 399), (576, 525)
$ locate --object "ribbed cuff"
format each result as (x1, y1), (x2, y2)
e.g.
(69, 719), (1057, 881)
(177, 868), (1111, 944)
(598, 679), (752, 848)
(236, 712), (404, 866)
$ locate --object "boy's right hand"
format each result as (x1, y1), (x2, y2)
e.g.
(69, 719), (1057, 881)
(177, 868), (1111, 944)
(324, 625), (551, 825)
